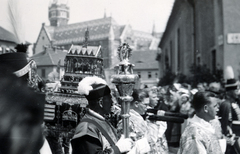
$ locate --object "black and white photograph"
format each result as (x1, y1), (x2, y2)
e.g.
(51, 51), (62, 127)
(0, 0), (240, 153)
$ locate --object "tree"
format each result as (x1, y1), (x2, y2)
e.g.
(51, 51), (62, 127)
(188, 64), (223, 87)
(158, 68), (176, 86)
(158, 64), (223, 88)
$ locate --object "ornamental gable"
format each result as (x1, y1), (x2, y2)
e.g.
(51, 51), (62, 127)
(34, 27), (52, 55)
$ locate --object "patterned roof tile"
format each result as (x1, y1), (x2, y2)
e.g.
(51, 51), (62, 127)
(44, 17), (124, 44)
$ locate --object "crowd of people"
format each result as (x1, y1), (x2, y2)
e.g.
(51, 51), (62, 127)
(1, 43), (240, 154)
(69, 73), (240, 154)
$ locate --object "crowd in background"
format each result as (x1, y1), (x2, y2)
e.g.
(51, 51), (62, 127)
(107, 80), (240, 154)
(40, 76), (240, 153)
(1, 43), (240, 154)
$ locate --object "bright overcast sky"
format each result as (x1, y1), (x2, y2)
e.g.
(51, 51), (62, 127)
(0, 0), (174, 43)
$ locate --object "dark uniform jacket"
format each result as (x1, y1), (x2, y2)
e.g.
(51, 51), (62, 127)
(71, 109), (121, 154)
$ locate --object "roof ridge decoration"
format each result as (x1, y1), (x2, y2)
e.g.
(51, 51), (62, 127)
(84, 48), (88, 56)
(76, 47), (81, 54)
(79, 49), (83, 55)
(90, 50), (94, 56)
(95, 45), (101, 57)
(68, 45), (101, 57)
(82, 27), (89, 48)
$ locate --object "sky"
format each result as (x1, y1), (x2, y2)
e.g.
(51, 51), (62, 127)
(0, 0), (174, 43)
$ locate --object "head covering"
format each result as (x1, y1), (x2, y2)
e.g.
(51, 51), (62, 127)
(178, 88), (189, 94)
(149, 86), (158, 94)
(191, 89), (198, 95)
(180, 93), (189, 99)
(0, 44), (41, 91)
(173, 83), (181, 91)
(0, 52), (28, 77)
(0, 0), (34, 83)
(0, 67), (45, 154)
(77, 76), (111, 101)
(225, 66), (238, 91)
(208, 82), (221, 94)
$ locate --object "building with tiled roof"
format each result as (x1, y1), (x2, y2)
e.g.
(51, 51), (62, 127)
(32, 0), (162, 84)
(33, 0), (160, 70)
(31, 46), (67, 80)
(130, 50), (160, 88)
(0, 26), (18, 54)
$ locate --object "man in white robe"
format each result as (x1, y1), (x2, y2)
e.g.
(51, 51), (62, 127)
(178, 92), (223, 154)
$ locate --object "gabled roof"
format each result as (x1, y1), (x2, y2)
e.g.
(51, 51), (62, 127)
(130, 50), (158, 70)
(0, 26), (18, 43)
(44, 17), (121, 45)
(41, 16), (159, 50)
(112, 25), (125, 39)
(44, 26), (55, 40)
(31, 48), (67, 66)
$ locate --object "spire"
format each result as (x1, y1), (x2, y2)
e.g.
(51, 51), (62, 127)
(104, 8), (106, 18)
(83, 27), (89, 48)
(152, 20), (156, 37)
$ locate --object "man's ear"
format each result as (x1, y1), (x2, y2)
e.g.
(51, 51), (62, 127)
(134, 101), (139, 107)
(98, 97), (103, 108)
(204, 105), (208, 113)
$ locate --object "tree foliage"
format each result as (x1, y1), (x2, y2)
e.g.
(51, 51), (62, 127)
(158, 64), (223, 88)
(158, 68), (176, 86)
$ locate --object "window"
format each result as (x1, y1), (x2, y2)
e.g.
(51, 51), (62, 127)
(42, 69), (45, 78)
(165, 54), (169, 69)
(155, 72), (158, 78)
(212, 50), (216, 74)
(197, 57), (201, 66)
(51, 11), (56, 17)
(60, 11), (67, 17)
(170, 41), (173, 70)
(148, 72), (152, 79)
(42, 36), (44, 40)
(177, 28), (181, 72)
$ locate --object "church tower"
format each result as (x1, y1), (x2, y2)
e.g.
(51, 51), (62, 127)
(48, 0), (69, 27)
(152, 21), (156, 37)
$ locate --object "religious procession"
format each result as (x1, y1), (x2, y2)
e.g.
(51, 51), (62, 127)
(1, 0), (240, 154)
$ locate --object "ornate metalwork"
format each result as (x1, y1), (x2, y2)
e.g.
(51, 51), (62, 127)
(44, 38), (104, 140)
(112, 43), (139, 138)
(46, 92), (88, 106)
(62, 107), (78, 122)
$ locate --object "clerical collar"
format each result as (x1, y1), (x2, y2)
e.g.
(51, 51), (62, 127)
(88, 109), (105, 121)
